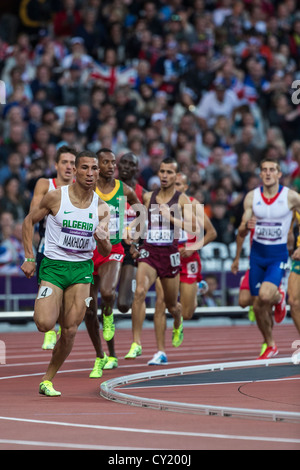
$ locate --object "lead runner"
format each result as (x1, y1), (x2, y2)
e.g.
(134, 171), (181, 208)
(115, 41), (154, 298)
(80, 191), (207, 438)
(21, 150), (111, 396)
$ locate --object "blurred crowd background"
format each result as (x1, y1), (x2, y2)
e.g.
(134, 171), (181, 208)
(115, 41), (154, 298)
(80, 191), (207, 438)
(0, 0), (300, 284)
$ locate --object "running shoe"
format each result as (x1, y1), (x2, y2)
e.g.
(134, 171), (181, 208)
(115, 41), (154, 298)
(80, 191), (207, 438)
(248, 306), (255, 323)
(172, 317), (184, 348)
(260, 343), (267, 356)
(274, 289), (287, 324)
(39, 380), (61, 397)
(89, 353), (108, 378)
(257, 345), (278, 360)
(103, 356), (118, 369)
(103, 313), (115, 342)
(124, 342), (142, 359)
(42, 331), (57, 350)
(148, 351), (168, 366)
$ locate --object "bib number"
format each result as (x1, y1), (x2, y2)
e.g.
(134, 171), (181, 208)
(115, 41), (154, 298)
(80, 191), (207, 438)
(170, 252), (180, 267)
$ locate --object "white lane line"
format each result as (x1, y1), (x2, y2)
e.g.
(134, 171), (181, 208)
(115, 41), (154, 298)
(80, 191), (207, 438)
(0, 416), (300, 444)
(0, 439), (145, 450)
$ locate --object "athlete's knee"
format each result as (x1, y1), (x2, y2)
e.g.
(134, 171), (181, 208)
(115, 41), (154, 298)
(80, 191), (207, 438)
(182, 309), (193, 321)
(100, 287), (115, 304)
(34, 315), (55, 333)
(117, 302), (130, 314)
(289, 291), (300, 312)
(166, 301), (180, 317)
(258, 288), (274, 305)
(60, 324), (78, 344)
(134, 284), (147, 302)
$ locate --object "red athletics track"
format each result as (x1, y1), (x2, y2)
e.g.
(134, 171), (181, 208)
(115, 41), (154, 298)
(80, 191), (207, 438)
(0, 321), (300, 450)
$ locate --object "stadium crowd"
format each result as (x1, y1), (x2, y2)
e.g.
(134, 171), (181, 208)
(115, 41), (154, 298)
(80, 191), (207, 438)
(0, 0), (300, 276)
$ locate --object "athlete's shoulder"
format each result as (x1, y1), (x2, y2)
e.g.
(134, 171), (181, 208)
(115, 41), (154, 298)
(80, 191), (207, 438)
(288, 187), (300, 207)
(33, 177), (51, 194)
(41, 186), (61, 209)
(179, 192), (192, 205)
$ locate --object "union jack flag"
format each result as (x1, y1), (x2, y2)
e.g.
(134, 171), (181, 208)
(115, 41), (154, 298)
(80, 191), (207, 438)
(90, 63), (137, 95)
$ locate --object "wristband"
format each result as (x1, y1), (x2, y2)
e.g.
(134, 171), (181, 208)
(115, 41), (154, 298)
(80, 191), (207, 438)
(25, 258), (35, 263)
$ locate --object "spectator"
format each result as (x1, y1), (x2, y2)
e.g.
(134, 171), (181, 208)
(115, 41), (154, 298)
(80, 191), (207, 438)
(0, 211), (14, 243)
(0, 152), (27, 188)
(0, 220), (25, 274)
(75, 6), (106, 58)
(198, 274), (222, 307)
(152, 38), (187, 98)
(267, 92), (300, 147)
(204, 145), (233, 189)
(210, 201), (235, 245)
(195, 78), (240, 130)
(0, 176), (30, 222)
(181, 51), (214, 103)
(60, 62), (91, 106)
(138, 140), (166, 189)
(141, 1), (163, 36)
(30, 64), (61, 106)
(61, 36), (95, 72)
(53, 0), (82, 38)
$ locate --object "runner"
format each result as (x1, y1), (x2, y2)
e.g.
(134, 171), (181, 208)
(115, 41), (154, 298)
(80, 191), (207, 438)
(29, 145), (77, 350)
(124, 158), (202, 360)
(231, 221), (269, 356)
(148, 172), (216, 365)
(21, 150), (111, 396)
(239, 158), (300, 359)
(116, 152), (145, 314)
(85, 148), (141, 377)
(288, 211), (300, 335)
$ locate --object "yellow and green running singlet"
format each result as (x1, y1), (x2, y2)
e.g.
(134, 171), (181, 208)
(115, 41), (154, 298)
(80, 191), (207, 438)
(96, 180), (125, 245)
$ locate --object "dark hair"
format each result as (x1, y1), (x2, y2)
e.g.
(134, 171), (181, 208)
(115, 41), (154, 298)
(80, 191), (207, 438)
(56, 145), (77, 163)
(96, 148), (115, 159)
(75, 149), (97, 166)
(160, 157), (179, 171)
(260, 158), (281, 172)
(119, 151), (138, 164)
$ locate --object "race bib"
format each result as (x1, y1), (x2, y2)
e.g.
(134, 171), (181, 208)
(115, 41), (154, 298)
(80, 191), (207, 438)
(147, 229), (174, 244)
(58, 228), (93, 253)
(255, 222), (283, 242)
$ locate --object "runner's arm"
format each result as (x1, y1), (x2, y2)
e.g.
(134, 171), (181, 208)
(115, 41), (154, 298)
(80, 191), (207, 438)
(29, 178), (49, 211)
(238, 191), (254, 238)
(21, 191), (58, 278)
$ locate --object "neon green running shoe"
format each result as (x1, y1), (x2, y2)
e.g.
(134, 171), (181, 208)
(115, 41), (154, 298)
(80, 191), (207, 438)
(89, 353), (108, 378)
(103, 356), (118, 369)
(39, 380), (61, 397)
(248, 306), (256, 323)
(103, 313), (115, 342)
(124, 342), (142, 359)
(172, 317), (184, 348)
(42, 330), (57, 350)
(260, 343), (267, 356)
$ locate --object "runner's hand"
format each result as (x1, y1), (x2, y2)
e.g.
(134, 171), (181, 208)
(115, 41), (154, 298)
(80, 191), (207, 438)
(21, 260), (36, 279)
(94, 224), (107, 241)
